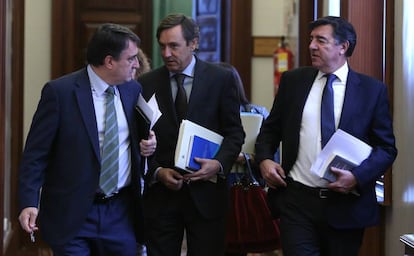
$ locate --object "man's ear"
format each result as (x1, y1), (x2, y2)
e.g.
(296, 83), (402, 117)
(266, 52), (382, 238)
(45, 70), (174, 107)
(340, 41), (350, 55)
(191, 38), (199, 52)
(104, 55), (114, 69)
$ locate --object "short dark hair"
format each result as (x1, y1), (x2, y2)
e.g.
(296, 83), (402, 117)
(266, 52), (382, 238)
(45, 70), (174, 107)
(86, 23), (141, 66)
(309, 16), (357, 57)
(156, 13), (200, 47)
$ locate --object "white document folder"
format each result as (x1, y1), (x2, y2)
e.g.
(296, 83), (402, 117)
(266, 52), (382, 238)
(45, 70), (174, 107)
(174, 120), (223, 173)
(240, 112), (264, 154)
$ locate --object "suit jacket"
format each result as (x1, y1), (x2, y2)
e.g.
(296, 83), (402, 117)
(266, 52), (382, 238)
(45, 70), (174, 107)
(18, 68), (144, 246)
(137, 58), (244, 219)
(255, 66), (397, 228)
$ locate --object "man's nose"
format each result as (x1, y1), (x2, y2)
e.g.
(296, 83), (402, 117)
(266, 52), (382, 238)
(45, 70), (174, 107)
(309, 40), (317, 50)
(163, 47), (172, 58)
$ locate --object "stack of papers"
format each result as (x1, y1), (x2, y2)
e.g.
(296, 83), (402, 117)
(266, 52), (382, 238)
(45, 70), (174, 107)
(174, 120), (223, 183)
(311, 129), (372, 180)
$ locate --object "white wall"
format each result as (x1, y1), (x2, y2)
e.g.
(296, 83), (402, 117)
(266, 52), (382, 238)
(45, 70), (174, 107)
(385, 0), (414, 255)
(23, 0), (51, 138)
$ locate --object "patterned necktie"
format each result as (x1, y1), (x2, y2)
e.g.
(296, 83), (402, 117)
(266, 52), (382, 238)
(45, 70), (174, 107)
(321, 74), (337, 148)
(99, 86), (119, 195)
(174, 73), (187, 122)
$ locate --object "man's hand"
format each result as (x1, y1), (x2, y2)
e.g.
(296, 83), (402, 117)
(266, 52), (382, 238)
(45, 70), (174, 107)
(140, 130), (156, 157)
(157, 168), (184, 191)
(18, 207), (39, 234)
(327, 167), (358, 194)
(259, 159), (287, 189)
(183, 158), (221, 182)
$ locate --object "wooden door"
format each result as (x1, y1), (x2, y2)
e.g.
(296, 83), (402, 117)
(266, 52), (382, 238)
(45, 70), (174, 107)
(51, 0), (153, 79)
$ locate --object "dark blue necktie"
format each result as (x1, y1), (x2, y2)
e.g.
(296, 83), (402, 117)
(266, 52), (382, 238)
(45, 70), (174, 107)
(321, 74), (336, 148)
(174, 73), (187, 122)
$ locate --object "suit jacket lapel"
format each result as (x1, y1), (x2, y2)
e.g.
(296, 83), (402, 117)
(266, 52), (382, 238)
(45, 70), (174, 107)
(338, 69), (361, 130)
(186, 59), (207, 118)
(156, 68), (179, 126)
(299, 70), (317, 108)
(75, 69), (100, 161)
(118, 84), (134, 122)
(290, 69), (317, 129)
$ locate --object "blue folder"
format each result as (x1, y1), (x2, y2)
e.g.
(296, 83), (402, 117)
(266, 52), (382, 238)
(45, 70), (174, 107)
(186, 135), (220, 171)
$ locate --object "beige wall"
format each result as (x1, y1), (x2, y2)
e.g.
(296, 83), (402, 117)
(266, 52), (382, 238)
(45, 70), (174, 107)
(24, 0), (51, 138)
(23, 1), (413, 255)
(251, 0), (298, 111)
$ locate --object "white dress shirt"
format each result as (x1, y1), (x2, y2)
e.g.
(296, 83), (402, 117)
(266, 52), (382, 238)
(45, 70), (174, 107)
(289, 63), (348, 187)
(88, 65), (131, 191)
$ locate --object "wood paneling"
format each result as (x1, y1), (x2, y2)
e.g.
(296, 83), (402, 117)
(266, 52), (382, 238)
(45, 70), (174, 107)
(1, 0), (28, 254)
(0, 0), (6, 252)
(5, 0), (26, 253)
(342, 0), (384, 80)
(342, 1), (394, 255)
(51, 0), (152, 79)
(81, 0), (139, 10)
(223, 0), (252, 99)
(252, 37), (283, 57)
(298, 0), (316, 66)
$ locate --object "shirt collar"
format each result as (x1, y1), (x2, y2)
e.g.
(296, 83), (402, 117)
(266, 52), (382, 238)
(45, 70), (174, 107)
(169, 55), (196, 78)
(87, 65), (114, 96)
(316, 62), (349, 83)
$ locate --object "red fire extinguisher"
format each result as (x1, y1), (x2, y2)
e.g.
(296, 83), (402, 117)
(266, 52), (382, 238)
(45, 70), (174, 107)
(273, 36), (294, 95)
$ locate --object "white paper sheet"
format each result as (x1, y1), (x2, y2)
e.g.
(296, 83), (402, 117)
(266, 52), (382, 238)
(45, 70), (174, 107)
(136, 93), (162, 129)
(311, 129), (372, 177)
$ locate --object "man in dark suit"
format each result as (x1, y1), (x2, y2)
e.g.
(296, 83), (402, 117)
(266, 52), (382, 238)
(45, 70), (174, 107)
(138, 14), (244, 256)
(255, 16), (397, 256)
(18, 23), (155, 256)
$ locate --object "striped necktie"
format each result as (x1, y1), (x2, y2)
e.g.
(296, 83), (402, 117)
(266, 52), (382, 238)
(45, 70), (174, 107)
(99, 86), (119, 195)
